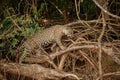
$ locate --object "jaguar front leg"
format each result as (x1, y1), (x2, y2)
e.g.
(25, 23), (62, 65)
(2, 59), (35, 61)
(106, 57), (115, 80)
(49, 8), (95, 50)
(56, 38), (66, 50)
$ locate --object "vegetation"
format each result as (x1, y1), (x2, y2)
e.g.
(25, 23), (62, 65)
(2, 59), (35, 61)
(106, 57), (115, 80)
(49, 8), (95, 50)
(0, 0), (120, 80)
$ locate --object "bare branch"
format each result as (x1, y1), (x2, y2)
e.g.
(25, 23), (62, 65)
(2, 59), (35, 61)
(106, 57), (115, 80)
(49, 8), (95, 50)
(92, 0), (120, 19)
(96, 71), (120, 80)
(50, 45), (120, 65)
(75, 0), (81, 20)
(0, 63), (80, 80)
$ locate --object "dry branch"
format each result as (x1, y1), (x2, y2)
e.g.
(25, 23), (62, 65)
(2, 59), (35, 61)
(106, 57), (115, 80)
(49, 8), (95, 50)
(0, 73), (6, 80)
(92, 0), (120, 19)
(22, 44), (120, 66)
(58, 52), (69, 70)
(96, 71), (120, 80)
(97, 6), (107, 79)
(75, 0), (80, 20)
(0, 63), (80, 80)
(50, 45), (120, 65)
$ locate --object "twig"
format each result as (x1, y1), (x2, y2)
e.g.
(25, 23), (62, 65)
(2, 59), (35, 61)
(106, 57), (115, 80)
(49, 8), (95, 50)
(51, 45), (93, 58)
(65, 19), (119, 27)
(97, 9), (106, 80)
(47, 60), (60, 72)
(58, 40), (75, 70)
(58, 52), (69, 70)
(64, 73), (81, 80)
(75, 0), (81, 20)
(47, 0), (63, 16)
(50, 45), (120, 65)
(6, 10), (22, 30)
(79, 50), (98, 71)
(65, 19), (102, 27)
(92, 0), (120, 19)
(96, 71), (120, 80)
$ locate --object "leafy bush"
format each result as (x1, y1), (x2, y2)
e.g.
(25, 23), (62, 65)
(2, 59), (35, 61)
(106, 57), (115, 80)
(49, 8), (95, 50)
(0, 15), (43, 59)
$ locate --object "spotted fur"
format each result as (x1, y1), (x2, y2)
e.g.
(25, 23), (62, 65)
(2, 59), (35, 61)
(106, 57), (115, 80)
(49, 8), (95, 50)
(18, 25), (73, 62)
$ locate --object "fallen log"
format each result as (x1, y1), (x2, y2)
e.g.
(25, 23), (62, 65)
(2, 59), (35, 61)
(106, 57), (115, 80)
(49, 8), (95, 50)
(0, 63), (80, 80)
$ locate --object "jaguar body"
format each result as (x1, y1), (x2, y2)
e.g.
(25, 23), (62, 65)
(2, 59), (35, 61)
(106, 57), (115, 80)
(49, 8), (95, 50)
(18, 25), (73, 62)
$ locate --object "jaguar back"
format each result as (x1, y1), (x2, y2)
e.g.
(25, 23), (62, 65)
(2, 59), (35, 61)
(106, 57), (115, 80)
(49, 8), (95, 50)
(18, 25), (73, 62)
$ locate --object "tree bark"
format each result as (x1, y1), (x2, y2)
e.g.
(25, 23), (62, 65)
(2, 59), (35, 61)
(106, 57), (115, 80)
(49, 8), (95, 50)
(0, 63), (79, 80)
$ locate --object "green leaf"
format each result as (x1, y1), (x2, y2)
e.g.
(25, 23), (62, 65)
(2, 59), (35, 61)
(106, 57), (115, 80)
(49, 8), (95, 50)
(12, 38), (19, 47)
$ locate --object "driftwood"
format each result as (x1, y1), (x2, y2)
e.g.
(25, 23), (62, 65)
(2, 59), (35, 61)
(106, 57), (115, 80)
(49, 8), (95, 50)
(0, 73), (6, 80)
(1, 20), (120, 79)
(22, 44), (120, 65)
(0, 63), (80, 80)
(7, 18), (119, 79)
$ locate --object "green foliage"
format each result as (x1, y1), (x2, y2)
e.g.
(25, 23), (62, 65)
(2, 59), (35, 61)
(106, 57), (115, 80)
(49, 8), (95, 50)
(0, 0), (19, 20)
(37, 3), (45, 18)
(0, 15), (43, 58)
